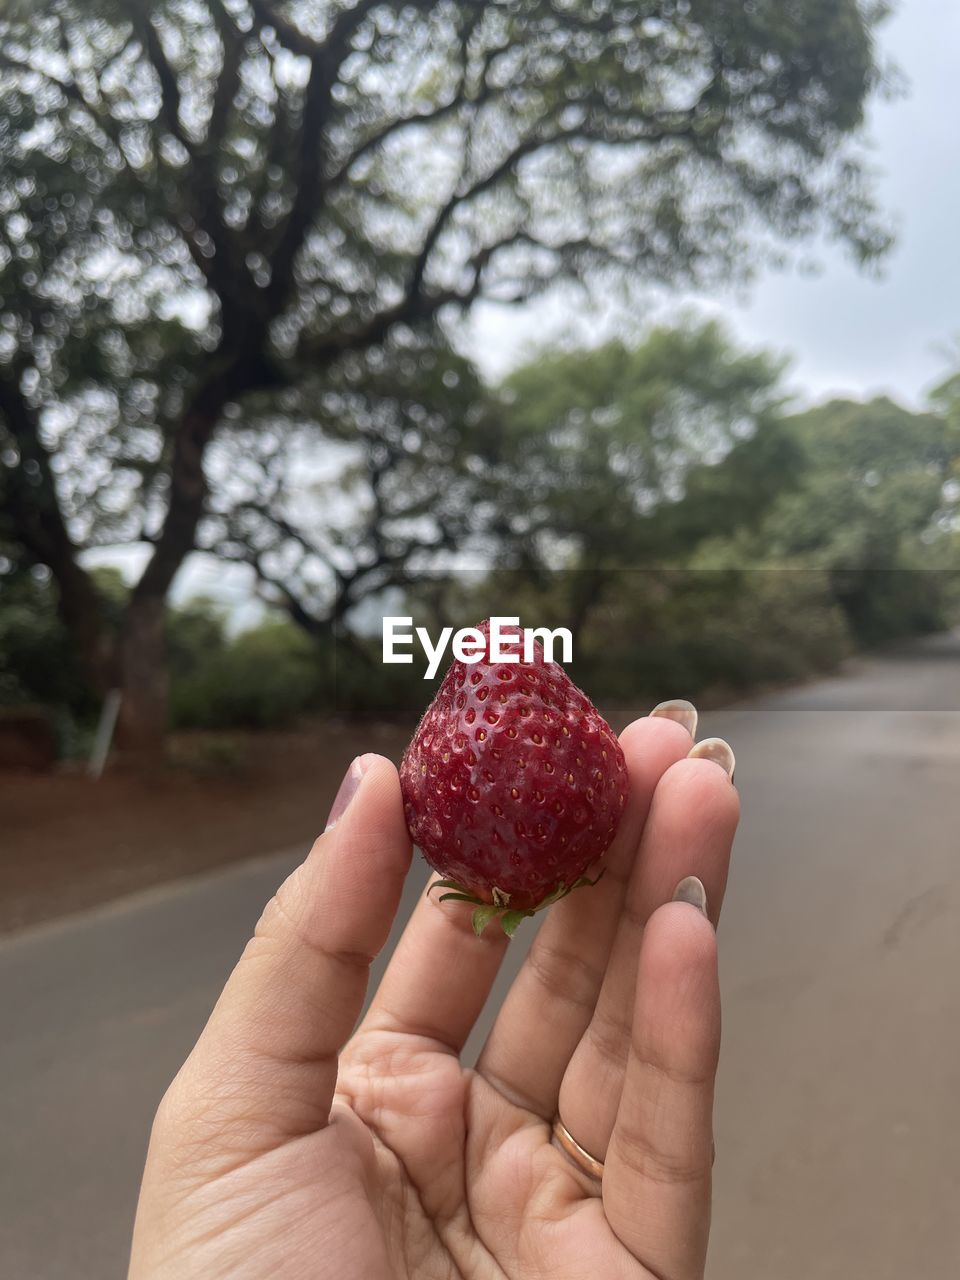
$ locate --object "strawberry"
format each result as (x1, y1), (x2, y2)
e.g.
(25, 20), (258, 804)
(399, 621), (629, 937)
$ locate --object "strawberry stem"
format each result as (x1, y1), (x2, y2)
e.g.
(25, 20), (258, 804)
(427, 868), (606, 937)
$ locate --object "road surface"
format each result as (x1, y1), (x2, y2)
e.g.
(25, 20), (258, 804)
(2, 636), (960, 1278)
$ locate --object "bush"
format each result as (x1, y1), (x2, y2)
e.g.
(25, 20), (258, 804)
(171, 621), (326, 729)
(572, 564), (852, 703)
(0, 573), (93, 714)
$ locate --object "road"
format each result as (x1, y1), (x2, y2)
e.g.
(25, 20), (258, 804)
(3, 635), (960, 1279)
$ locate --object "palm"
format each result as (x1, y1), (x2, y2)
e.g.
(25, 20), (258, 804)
(336, 1033), (646, 1280)
(131, 719), (738, 1280)
(160, 1034), (649, 1280)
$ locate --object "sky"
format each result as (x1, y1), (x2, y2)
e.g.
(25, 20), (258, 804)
(466, 0), (960, 411)
(87, 0), (960, 618)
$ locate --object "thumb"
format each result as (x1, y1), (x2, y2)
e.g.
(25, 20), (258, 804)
(160, 753), (411, 1159)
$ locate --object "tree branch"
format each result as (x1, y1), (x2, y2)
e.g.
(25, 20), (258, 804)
(327, 94), (467, 185)
(135, 14), (191, 151)
(130, 2), (434, 613)
(132, 342), (282, 603)
(301, 104), (698, 368)
(122, 23), (243, 303)
(326, 13), (503, 186)
(255, 1), (439, 305)
(264, 51), (331, 309)
(206, 0), (244, 150)
(0, 45), (235, 308)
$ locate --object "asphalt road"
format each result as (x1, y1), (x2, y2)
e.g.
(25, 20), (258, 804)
(3, 635), (960, 1279)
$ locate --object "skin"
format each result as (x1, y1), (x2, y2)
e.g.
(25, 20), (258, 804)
(129, 714), (739, 1280)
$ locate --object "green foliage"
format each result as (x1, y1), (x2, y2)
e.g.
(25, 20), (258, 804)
(169, 619), (325, 730)
(759, 398), (960, 643)
(484, 322), (800, 659)
(0, 561), (127, 754)
(328, 640), (435, 720)
(0, 568), (88, 710)
(166, 596), (227, 681)
(572, 564), (852, 703)
(429, 563), (850, 708)
(496, 321), (792, 562)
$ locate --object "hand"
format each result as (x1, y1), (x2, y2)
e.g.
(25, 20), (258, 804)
(129, 711), (739, 1280)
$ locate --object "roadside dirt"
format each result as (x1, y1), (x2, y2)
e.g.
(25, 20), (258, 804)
(0, 720), (413, 935)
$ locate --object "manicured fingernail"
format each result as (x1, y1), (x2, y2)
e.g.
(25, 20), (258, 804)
(673, 875), (708, 916)
(688, 736), (736, 783)
(651, 699), (698, 738)
(325, 756), (367, 831)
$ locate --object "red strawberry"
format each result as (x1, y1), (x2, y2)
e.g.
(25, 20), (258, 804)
(399, 621), (628, 936)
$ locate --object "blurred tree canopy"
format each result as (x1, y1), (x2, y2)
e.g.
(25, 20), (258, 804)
(0, 0), (893, 751)
(754, 397), (960, 643)
(484, 321), (797, 640)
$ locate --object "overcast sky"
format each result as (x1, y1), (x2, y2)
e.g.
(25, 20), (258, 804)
(466, 0), (960, 411)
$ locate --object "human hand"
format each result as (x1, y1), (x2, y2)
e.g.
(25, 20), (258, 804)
(129, 706), (738, 1280)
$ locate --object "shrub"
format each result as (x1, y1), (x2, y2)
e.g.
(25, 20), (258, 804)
(171, 621), (326, 729)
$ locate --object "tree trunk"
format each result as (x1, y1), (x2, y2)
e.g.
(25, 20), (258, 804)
(56, 558), (118, 699)
(115, 592), (169, 758)
(113, 353), (267, 759)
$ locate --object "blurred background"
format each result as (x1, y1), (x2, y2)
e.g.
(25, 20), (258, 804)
(1, 1), (959, 1276)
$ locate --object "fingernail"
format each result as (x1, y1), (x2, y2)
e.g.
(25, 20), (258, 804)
(651, 699), (698, 738)
(673, 875), (708, 916)
(688, 736), (736, 783)
(325, 756), (368, 831)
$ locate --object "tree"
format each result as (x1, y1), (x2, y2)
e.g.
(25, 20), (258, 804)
(488, 321), (798, 643)
(758, 397), (960, 641)
(0, 0), (893, 752)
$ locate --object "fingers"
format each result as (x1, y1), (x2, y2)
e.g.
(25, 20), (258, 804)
(557, 753), (738, 1159)
(354, 868), (511, 1054)
(163, 754), (411, 1153)
(603, 902), (720, 1280)
(474, 714), (695, 1113)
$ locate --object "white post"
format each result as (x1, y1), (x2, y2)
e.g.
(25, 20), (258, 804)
(88, 689), (122, 780)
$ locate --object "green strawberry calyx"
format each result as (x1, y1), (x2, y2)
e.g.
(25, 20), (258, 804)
(427, 868), (607, 938)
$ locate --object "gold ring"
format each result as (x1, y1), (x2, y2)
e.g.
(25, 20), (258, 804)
(551, 1117), (604, 1180)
